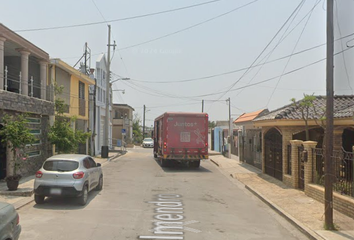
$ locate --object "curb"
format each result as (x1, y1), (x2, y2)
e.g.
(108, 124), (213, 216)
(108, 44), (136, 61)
(210, 157), (324, 240)
(209, 158), (219, 167)
(244, 185), (324, 240)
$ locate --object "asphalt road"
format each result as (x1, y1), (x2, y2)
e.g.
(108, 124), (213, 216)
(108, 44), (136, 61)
(18, 147), (308, 240)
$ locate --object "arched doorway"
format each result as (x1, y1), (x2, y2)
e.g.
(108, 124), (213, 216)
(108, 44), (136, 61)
(264, 128), (283, 181)
(0, 124), (7, 180)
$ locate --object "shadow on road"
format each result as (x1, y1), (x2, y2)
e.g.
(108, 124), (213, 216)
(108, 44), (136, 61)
(154, 159), (212, 173)
(32, 190), (101, 210)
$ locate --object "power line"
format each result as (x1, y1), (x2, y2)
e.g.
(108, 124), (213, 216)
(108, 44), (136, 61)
(215, 0), (307, 101)
(266, 0), (319, 106)
(233, 0), (308, 99)
(14, 0), (224, 32)
(117, 0), (260, 51)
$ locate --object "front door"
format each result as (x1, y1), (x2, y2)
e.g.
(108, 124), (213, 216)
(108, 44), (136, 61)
(264, 128), (283, 181)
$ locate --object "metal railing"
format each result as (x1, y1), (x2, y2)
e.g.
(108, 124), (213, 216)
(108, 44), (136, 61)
(287, 144), (291, 175)
(3, 66), (54, 101)
(313, 148), (354, 198)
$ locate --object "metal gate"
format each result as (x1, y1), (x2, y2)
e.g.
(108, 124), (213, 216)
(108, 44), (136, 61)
(264, 128), (283, 181)
(298, 145), (305, 190)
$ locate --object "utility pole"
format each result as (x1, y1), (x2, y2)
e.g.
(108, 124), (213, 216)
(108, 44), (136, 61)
(143, 105), (146, 139)
(325, 0), (334, 230)
(102, 25), (115, 158)
(202, 100), (204, 113)
(227, 98), (232, 159)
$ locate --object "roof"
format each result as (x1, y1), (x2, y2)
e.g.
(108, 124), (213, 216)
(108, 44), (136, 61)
(255, 95), (354, 121)
(112, 104), (135, 111)
(50, 59), (95, 85)
(47, 154), (89, 161)
(234, 109), (268, 123)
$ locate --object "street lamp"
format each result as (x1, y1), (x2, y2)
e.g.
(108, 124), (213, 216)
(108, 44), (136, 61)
(110, 77), (130, 84)
(112, 89), (125, 94)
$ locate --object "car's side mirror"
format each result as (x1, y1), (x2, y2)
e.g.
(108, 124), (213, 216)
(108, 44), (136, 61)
(97, 163), (102, 167)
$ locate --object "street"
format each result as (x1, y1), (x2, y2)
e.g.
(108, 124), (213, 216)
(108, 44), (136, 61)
(18, 148), (308, 240)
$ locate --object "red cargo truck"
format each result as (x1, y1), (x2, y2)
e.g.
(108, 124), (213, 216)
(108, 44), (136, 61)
(153, 112), (209, 168)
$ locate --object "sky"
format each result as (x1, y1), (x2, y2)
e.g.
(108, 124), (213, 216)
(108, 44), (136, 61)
(2, 0), (354, 127)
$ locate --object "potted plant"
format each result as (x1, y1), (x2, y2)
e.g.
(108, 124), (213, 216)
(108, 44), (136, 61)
(0, 114), (35, 191)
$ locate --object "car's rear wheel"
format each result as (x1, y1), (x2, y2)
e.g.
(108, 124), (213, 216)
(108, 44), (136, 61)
(79, 185), (88, 206)
(95, 175), (103, 191)
(34, 194), (45, 204)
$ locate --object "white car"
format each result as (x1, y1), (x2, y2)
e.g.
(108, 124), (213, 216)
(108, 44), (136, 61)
(0, 202), (21, 240)
(142, 138), (154, 148)
(34, 154), (103, 206)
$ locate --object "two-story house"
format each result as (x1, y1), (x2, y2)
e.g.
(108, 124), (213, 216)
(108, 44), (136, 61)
(49, 59), (94, 154)
(0, 24), (54, 179)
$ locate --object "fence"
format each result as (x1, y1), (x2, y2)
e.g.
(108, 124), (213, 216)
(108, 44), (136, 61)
(313, 148), (354, 198)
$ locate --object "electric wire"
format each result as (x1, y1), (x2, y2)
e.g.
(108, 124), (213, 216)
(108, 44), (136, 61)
(117, 0), (260, 51)
(205, 0), (307, 113)
(14, 0), (224, 32)
(233, 0), (308, 99)
(334, 0), (353, 94)
(266, 0), (318, 107)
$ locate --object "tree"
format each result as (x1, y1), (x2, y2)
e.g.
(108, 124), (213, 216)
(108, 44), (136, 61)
(290, 94), (326, 141)
(48, 84), (91, 154)
(133, 114), (143, 144)
(0, 113), (36, 180)
(208, 121), (216, 129)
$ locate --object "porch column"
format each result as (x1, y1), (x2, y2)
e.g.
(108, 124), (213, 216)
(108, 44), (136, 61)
(39, 60), (47, 100)
(19, 49), (30, 96)
(290, 140), (303, 188)
(303, 141), (318, 194)
(0, 37), (6, 90)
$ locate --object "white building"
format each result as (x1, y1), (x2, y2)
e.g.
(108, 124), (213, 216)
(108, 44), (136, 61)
(89, 54), (112, 155)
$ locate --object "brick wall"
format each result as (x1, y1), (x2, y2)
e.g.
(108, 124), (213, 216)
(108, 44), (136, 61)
(306, 184), (354, 219)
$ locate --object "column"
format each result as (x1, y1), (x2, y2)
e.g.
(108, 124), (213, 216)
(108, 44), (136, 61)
(290, 140), (303, 188)
(39, 60), (47, 100)
(303, 141), (318, 194)
(19, 49), (30, 96)
(0, 37), (6, 90)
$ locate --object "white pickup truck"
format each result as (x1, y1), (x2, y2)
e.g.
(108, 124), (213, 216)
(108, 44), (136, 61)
(0, 202), (21, 240)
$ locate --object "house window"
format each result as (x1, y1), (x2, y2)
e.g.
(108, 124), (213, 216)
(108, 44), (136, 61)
(79, 81), (85, 116)
(27, 150), (41, 157)
(27, 118), (41, 124)
(79, 81), (85, 100)
(30, 129), (41, 135)
(26, 139), (41, 146)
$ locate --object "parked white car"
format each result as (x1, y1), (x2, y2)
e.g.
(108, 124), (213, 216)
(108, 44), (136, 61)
(34, 154), (103, 206)
(0, 202), (21, 240)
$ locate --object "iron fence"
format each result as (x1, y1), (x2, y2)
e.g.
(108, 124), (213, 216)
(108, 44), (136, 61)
(313, 148), (354, 198)
(287, 145), (291, 175)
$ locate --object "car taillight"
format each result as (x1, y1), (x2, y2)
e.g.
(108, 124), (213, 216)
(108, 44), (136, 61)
(73, 171), (85, 179)
(16, 214), (20, 225)
(35, 171), (43, 178)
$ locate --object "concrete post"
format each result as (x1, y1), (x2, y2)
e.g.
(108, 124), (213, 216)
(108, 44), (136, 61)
(19, 49), (30, 96)
(303, 141), (318, 193)
(290, 140), (303, 189)
(0, 37), (6, 90)
(39, 60), (47, 100)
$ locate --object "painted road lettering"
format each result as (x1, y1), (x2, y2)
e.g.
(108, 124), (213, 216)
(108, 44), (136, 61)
(139, 194), (200, 239)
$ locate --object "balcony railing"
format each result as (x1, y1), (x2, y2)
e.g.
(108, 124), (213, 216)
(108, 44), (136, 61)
(3, 66), (53, 101)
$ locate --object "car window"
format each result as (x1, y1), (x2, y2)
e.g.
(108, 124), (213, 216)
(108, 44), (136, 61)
(88, 158), (97, 168)
(43, 160), (79, 172)
(83, 159), (91, 169)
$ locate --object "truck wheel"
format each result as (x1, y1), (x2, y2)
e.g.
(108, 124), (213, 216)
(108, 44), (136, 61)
(190, 160), (200, 168)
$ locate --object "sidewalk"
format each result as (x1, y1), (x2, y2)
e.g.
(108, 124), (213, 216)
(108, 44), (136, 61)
(0, 151), (122, 210)
(209, 151), (354, 240)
